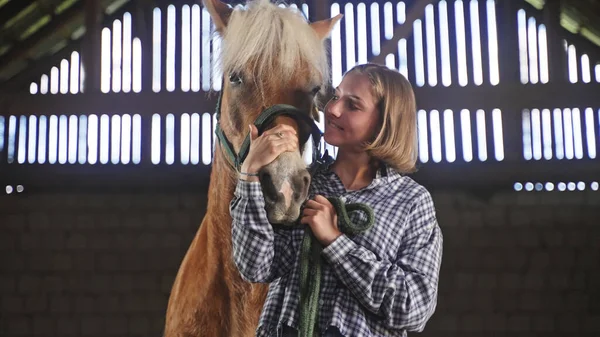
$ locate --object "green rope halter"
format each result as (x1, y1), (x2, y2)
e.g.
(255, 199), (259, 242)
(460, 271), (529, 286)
(297, 197), (375, 337)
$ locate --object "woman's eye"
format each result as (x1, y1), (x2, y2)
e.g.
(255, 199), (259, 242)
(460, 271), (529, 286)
(331, 95), (339, 100)
(229, 73), (242, 85)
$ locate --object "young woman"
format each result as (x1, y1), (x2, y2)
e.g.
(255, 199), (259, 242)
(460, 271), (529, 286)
(230, 63), (443, 337)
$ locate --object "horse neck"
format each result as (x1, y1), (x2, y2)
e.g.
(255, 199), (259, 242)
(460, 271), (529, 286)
(205, 143), (239, 239)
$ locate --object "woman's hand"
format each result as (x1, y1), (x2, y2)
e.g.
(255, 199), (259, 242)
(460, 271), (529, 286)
(301, 195), (342, 246)
(239, 124), (298, 181)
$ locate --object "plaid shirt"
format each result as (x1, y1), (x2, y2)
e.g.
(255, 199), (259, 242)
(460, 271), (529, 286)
(230, 158), (443, 337)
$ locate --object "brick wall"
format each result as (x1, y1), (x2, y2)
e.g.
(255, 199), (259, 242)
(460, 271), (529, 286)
(0, 190), (599, 336)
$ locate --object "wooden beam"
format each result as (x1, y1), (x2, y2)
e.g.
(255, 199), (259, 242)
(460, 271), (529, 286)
(370, 0), (434, 65)
(0, 1), (84, 74)
(4, 90), (220, 116)
(2, 154), (599, 193)
(82, 0), (102, 93)
(3, 81), (599, 117)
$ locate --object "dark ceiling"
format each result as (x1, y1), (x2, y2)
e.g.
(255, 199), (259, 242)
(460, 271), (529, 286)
(0, 0), (598, 93)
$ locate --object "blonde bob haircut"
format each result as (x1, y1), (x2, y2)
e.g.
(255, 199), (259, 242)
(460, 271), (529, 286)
(346, 63), (418, 174)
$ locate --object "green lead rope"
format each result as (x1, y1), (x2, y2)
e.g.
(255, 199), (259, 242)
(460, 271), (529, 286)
(298, 197), (375, 337)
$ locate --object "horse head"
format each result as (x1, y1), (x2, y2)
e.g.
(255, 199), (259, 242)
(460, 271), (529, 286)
(204, 0), (342, 225)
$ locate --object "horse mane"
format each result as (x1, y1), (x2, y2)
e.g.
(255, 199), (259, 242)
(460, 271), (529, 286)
(216, 0), (330, 92)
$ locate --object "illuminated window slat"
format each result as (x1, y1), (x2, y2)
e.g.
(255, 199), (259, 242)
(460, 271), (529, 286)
(111, 115), (121, 164)
(553, 109), (564, 160)
(202, 112), (212, 165)
(58, 115), (68, 164)
(425, 4), (437, 86)
(7, 116), (17, 164)
(531, 109), (541, 160)
(202, 7), (211, 91)
(70, 52), (80, 94)
(492, 109), (504, 161)
(191, 5), (201, 92)
(563, 109), (574, 159)
(527, 17), (538, 84)
(60, 59), (69, 94)
(430, 110), (442, 162)
(132, 114), (142, 164)
(166, 114), (175, 164)
(132, 38), (142, 93)
(152, 114), (161, 164)
(417, 110), (429, 163)
(370, 3), (381, 56)
(439, 0), (451, 86)
(181, 113), (190, 165)
(50, 67), (59, 94)
(123, 13), (132, 93)
(344, 3), (356, 71)
(121, 114), (132, 164)
(191, 113), (200, 165)
(443, 110), (456, 162)
(398, 39), (408, 78)
(461, 109), (473, 162)
(68, 115), (78, 164)
(517, 10), (528, 84)
(78, 115), (88, 164)
(585, 108), (596, 159)
(100, 114), (110, 164)
(469, 0), (483, 85)
(383, 2), (393, 40)
(522, 109), (532, 160)
(331, 3), (342, 87)
(101, 28), (111, 93)
(476, 110), (487, 161)
(17, 116), (27, 164)
(166, 6), (176, 92)
(455, 1), (468, 86)
(48, 115), (58, 164)
(153, 8), (162, 93)
(541, 109), (552, 160)
(0, 117), (4, 155)
(38, 116), (47, 164)
(572, 108), (583, 159)
(88, 115), (99, 164)
(538, 25), (549, 83)
(568, 45), (578, 83)
(181, 5), (191, 92)
(413, 19), (425, 87)
(27, 116), (37, 164)
(40, 74), (49, 94)
(357, 3), (367, 65)
(581, 55), (591, 83)
(112, 20), (122, 93)
(486, 0), (499, 85)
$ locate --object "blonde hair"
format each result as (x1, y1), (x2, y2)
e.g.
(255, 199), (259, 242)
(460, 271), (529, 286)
(347, 63), (418, 174)
(218, 0), (330, 91)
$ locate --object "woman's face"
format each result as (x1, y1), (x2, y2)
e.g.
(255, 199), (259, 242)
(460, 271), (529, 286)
(323, 72), (381, 149)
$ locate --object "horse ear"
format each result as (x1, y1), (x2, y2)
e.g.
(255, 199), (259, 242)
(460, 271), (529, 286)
(310, 14), (343, 40)
(202, 0), (233, 33)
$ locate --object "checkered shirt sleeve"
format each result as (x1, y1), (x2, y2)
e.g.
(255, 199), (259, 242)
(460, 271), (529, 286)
(321, 190), (442, 331)
(230, 179), (299, 283)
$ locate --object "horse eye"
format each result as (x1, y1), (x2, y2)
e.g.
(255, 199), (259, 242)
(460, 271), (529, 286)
(310, 86), (321, 95)
(229, 73), (243, 85)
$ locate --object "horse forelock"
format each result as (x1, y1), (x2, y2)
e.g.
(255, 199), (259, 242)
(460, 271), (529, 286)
(216, 0), (330, 92)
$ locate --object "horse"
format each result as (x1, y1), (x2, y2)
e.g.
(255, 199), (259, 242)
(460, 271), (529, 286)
(163, 0), (342, 336)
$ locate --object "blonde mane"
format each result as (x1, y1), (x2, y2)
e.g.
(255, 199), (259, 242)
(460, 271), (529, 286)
(216, 0), (330, 90)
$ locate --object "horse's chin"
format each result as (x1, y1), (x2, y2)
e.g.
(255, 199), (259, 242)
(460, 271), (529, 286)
(266, 208), (301, 227)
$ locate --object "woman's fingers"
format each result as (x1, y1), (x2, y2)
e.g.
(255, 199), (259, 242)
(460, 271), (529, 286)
(263, 124), (298, 136)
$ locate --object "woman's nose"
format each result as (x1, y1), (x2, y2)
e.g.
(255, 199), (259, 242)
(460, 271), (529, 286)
(325, 100), (341, 118)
